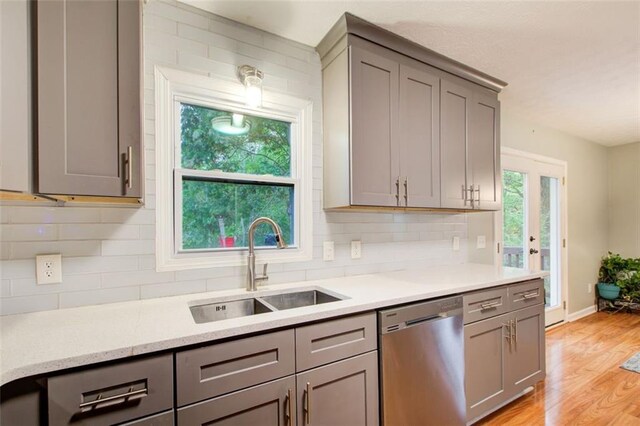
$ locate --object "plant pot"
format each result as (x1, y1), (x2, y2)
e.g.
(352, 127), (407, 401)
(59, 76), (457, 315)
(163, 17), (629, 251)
(597, 282), (620, 300)
(219, 236), (235, 248)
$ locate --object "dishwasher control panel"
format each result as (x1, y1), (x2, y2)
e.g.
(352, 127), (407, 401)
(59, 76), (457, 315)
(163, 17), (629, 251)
(378, 296), (463, 333)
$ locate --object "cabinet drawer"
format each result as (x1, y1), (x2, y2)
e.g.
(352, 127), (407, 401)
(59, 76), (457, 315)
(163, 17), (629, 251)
(176, 330), (295, 407)
(47, 354), (173, 426)
(295, 312), (377, 371)
(509, 279), (545, 310)
(177, 375), (295, 426)
(463, 287), (509, 324)
(120, 410), (174, 426)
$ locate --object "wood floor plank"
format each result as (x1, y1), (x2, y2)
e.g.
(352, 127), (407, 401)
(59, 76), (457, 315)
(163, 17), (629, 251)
(478, 312), (640, 425)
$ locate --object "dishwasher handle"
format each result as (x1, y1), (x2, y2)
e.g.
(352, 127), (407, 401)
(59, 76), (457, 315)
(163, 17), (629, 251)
(405, 313), (445, 327)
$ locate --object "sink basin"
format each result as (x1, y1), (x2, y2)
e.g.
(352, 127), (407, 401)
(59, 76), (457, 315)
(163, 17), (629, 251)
(189, 288), (346, 324)
(189, 298), (273, 324)
(260, 290), (342, 311)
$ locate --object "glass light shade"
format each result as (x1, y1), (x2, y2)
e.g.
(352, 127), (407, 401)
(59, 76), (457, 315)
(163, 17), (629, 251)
(244, 76), (262, 107)
(211, 114), (250, 135)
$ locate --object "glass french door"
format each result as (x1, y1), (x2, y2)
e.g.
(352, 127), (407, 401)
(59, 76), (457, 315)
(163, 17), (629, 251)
(501, 152), (567, 326)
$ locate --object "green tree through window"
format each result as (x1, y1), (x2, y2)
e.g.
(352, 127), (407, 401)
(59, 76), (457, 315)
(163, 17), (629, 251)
(179, 103), (294, 250)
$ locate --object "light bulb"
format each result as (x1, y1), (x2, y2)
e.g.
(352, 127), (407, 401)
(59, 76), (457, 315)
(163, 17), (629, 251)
(245, 84), (262, 108)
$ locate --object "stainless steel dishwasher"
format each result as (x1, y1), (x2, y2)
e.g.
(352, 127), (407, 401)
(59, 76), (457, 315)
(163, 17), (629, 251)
(379, 296), (465, 426)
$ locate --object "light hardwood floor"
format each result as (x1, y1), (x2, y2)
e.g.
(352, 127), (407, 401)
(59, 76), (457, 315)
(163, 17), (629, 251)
(479, 312), (640, 426)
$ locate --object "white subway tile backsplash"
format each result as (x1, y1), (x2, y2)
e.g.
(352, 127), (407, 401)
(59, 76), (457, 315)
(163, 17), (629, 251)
(1, 294), (59, 315)
(0, 0), (469, 315)
(59, 287), (139, 309)
(140, 280), (206, 299)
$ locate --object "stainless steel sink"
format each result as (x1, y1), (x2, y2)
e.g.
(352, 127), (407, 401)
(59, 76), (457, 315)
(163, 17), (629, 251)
(189, 298), (274, 324)
(260, 290), (342, 311)
(189, 288), (346, 324)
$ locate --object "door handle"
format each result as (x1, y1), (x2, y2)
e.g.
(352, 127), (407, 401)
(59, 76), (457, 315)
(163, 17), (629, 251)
(126, 146), (133, 190)
(529, 248), (539, 255)
(529, 236), (536, 242)
(403, 177), (408, 206)
(304, 382), (311, 425)
(285, 388), (292, 426)
(395, 178), (400, 206)
(502, 321), (512, 350)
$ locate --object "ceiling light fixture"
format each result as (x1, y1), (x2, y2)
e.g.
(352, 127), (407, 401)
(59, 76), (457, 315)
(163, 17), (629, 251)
(211, 113), (251, 135)
(238, 65), (264, 108)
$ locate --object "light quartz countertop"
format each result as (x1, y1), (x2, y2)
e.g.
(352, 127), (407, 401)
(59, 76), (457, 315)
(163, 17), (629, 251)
(0, 263), (546, 386)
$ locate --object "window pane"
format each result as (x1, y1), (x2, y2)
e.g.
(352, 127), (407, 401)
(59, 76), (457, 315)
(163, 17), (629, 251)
(181, 179), (294, 250)
(502, 170), (527, 269)
(180, 103), (291, 177)
(540, 176), (560, 308)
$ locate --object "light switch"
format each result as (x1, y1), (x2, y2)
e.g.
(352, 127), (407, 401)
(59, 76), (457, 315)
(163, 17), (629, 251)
(452, 236), (460, 251)
(477, 235), (486, 249)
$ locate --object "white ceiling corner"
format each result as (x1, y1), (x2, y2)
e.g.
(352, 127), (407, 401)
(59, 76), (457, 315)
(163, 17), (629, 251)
(181, 0), (640, 147)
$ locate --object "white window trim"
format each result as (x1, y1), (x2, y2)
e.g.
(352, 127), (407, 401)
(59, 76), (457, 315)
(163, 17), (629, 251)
(155, 67), (313, 271)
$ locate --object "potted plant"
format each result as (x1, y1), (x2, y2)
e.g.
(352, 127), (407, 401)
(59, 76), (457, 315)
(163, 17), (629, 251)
(597, 252), (625, 300)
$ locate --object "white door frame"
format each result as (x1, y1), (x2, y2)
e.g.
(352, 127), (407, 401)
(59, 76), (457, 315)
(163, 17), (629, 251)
(497, 147), (569, 326)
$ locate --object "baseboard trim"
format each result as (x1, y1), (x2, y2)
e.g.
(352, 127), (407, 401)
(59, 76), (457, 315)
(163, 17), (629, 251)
(568, 305), (597, 322)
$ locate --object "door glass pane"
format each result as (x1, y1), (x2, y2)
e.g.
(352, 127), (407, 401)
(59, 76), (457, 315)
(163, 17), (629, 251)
(540, 176), (561, 308)
(502, 170), (527, 269)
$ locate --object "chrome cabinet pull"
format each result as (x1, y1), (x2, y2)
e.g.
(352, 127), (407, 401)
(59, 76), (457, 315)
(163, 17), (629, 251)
(285, 388), (292, 426)
(125, 146), (133, 190)
(480, 301), (500, 310)
(403, 177), (408, 206)
(474, 184), (480, 208)
(502, 322), (512, 349)
(461, 184), (467, 202)
(304, 382), (311, 425)
(513, 318), (518, 344)
(469, 184), (475, 208)
(395, 178), (400, 206)
(79, 386), (147, 410)
(523, 291), (538, 300)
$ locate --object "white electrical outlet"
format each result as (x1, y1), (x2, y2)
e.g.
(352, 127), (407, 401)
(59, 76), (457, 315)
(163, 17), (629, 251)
(351, 240), (362, 259)
(588, 283), (592, 293)
(36, 254), (62, 284)
(452, 236), (460, 251)
(323, 241), (335, 261)
(477, 235), (486, 249)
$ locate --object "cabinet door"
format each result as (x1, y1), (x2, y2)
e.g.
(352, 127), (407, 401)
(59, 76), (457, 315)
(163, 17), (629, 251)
(296, 351), (379, 426)
(507, 304), (546, 395)
(464, 313), (511, 422)
(398, 63), (440, 207)
(469, 92), (501, 210)
(36, 0), (141, 197)
(440, 79), (472, 209)
(177, 376), (295, 426)
(350, 45), (400, 207)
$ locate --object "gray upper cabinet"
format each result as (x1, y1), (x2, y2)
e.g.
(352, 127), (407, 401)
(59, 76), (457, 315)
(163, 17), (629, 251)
(36, 0), (142, 198)
(318, 14), (505, 212)
(399, 62), (441, 208)
(350, 44), (400, 207)
(440, 79), (472, 209)
(469, 92), (501, 210)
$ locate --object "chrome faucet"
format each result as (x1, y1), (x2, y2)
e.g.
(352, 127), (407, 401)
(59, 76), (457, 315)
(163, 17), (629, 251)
(246, 217), (287, 291)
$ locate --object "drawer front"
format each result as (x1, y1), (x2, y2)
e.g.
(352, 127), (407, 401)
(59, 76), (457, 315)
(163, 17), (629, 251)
(295, 312), (377, 371)
(463, 287), (509, 324)
(509, 279), (545, 311)
(120, 410), (174, 426)
(177, 375), (296, 426)
(176, 329), (295, 407)
(47, 354), (173, 426)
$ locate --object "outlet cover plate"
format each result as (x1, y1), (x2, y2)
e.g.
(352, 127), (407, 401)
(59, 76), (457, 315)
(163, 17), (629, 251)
(36, 254), (62, 284)
(351, 240), (362, 259)
(323, 241), (335, 261)
(452, 236), (460, 251)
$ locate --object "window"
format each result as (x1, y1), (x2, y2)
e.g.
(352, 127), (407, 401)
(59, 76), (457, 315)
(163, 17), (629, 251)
(156, 68), (312, 271)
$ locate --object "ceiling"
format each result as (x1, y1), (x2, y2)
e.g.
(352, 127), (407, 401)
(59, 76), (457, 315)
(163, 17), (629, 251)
(181, 1), (640, 147)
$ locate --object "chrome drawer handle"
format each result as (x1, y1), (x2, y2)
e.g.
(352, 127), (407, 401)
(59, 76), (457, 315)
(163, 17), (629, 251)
(305, 382), (311, 425)
(480, 301), (500, 310)
(79, 387), (147, 410)
(286, 388), (292, 426)
(523, 292), (538, 299)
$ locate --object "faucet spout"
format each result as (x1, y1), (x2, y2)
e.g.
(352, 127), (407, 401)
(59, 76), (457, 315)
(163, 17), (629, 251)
(247, 217), (287, 291)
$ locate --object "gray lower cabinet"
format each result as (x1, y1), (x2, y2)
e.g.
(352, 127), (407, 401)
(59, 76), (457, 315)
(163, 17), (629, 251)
(296, 352), (379, 426)
(47, 354), (173, 426)
(36, 0), (142, 198)
(177, 376), (296, 426)
(464, 285), (545, 423)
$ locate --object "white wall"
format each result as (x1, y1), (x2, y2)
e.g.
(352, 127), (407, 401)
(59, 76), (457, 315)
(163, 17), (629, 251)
(501, 110), (609, 313)
(0, 0), (468, 316)
(608, 142), (640, 258)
